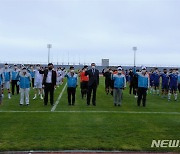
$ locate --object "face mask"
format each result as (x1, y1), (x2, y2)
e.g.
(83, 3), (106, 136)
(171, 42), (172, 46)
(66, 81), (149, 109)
(14, 67), (17, 69)
(164, 71), (167, 74)
(92, 66), (95, 69)
(70, 70), (75, 73)
(110, 71), (113, 73)
(142, 70), (146, 74)
(5, 66), (8, 69)
(84, 68), (87, 71)
(118, 71), (122, 74)
(48, 67), (52, 70)
(37, 67), (40, 70)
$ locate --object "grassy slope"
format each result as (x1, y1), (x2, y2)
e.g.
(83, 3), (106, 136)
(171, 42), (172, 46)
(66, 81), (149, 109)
(0, 78), (180, 152)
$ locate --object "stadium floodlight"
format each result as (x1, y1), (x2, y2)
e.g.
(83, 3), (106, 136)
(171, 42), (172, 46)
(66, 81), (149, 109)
(47, 44), (52, 64)
(133, 47), (137, 67)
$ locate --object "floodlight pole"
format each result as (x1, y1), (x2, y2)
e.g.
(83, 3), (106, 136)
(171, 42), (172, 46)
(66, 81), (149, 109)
(133, 47), (137, 67)
(47, 44), (52, 64)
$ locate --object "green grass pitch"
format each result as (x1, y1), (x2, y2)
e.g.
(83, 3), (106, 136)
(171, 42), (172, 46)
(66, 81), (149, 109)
(0, 77), (180, 152)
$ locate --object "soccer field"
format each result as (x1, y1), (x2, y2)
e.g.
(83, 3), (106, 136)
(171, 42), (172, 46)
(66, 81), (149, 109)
(0, 78), (180, 152)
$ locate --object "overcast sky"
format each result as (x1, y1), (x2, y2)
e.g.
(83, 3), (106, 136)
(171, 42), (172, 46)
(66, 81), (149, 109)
(0, 0), (180, 66)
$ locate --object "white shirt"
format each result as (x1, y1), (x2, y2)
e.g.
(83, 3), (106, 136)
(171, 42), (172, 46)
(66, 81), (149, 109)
(34, 69), (43, 83)
(46, 70), (52, 83)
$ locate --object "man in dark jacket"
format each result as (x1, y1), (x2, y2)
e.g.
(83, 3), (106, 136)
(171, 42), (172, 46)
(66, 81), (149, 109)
(85, 63), (99, 106)
(40, 63), (57, 106)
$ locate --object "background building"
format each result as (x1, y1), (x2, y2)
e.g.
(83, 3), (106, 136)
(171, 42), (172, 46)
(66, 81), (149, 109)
(102, 59), (109, 67)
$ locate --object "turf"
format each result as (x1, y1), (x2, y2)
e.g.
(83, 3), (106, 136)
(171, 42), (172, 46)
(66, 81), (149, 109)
(0, 78), (180, 152)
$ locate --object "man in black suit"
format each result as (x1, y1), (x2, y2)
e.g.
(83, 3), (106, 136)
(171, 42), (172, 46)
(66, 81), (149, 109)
(85, 63), (99, 106)
(40, 63), (57, 106)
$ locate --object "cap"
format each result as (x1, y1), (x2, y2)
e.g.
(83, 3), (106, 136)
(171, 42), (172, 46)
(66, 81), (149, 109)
(118, 67), (122, 71)
(142, 66), (147, 70)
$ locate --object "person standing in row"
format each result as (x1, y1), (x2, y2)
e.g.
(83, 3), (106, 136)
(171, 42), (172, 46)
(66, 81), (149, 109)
(79, 65), (89, 99)
(113, 67), (126, 106)
(136, 66), (150, 107)
(29, 65), (35, 88)
(33, 64), (44, 100)
(65, 66), (78, 106)
(85, 63), (99, 106)
(168, 69), (178, 101)
(11, 64), (20, 95)
(19, 67), (31, 106)
(40, 63), (57, 106)
(2, 63), (11, 99)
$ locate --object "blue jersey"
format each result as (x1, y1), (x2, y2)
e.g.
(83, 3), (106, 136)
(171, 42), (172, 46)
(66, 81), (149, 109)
(153, 72), (160, 84)
(19, 73), (31, 89)
(178, 74), (180, 84)
(3, 71), (11, 82)
(113, 74), (126, 89)
(137, 72), (149, 88)
(12, 70), (19, 80)
(169, 73), (178, 87)
(29, 70), (35, 78)
(0, 73), (3, 85)
(150, 73), (155, 81)
(65, 73), (78, 88)
(160, 73), (169, 85)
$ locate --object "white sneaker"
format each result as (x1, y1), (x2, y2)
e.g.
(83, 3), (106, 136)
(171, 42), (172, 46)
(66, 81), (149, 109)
(33, 95), (37, 100)
(8, 94), (11, 99)
(40, 94), (43, 100)
(135, 95), (138, 98)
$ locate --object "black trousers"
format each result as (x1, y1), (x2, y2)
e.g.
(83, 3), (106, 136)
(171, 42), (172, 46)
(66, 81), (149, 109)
(87, 83), (97, 106)
(67, 87), (76, 105)
(44, 83), (54, 105)
(12, 80), (19, 95)
(31, 78), (34, 88)
(80, 81), (88, 99)
(137, 87), (147, 107)
(129, 81), (133, 94)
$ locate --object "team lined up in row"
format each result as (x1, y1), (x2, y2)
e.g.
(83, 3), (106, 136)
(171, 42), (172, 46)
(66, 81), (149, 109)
(0, 63), (67, 105)
(0, 63), (179, 107)
(103, 66), (180, 105)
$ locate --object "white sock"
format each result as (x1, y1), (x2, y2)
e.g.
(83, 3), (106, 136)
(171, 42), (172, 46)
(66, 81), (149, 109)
(153, 89), (156, 94)
(168, 93), (171, 100)
(157, 90), (160, 95)
(174, 94), (178, 100)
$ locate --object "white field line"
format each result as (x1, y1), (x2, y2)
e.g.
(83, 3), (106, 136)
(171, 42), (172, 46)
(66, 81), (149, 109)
(51, 83), (67, 112)
(0, 110), (180, 115)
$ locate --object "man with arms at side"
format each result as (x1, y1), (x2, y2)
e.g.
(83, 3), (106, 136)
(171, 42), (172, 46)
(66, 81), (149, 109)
(85, 63), (99, 106)
(40, 63), (57, 106)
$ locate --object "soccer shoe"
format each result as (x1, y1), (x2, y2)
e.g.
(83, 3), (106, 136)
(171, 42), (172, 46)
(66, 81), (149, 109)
(8, 94), (11, 99)
(33, 95), (37, 100)
(40, 95), (43, 100)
